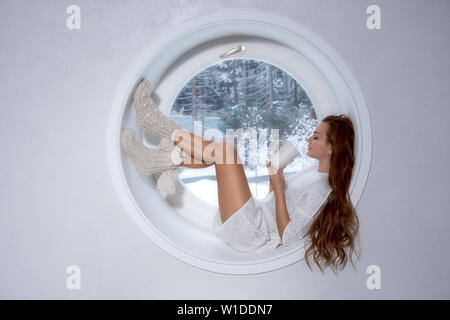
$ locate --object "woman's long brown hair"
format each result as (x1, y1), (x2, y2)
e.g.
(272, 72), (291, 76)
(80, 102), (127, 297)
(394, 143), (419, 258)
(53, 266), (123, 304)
(304, 115), (360, 274)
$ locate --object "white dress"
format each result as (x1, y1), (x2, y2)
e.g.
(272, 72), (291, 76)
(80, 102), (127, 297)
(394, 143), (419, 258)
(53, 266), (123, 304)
(212, 163), (332, 253)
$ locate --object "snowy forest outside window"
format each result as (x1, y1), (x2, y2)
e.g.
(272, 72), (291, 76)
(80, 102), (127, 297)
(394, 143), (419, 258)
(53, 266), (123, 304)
(169, 59), (319, 206)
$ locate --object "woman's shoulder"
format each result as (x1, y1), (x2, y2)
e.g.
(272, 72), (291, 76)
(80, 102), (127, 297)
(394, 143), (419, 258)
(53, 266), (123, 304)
(286, 164), (329, 187)
(287, 178), (330, 197)
(310, 179), (332, 197)
(285, 163), (318, 183)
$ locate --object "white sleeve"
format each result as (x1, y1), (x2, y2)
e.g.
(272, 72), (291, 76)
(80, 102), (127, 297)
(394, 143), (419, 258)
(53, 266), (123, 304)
(281, 212), (311, 247)
(281, 185), (330, 246)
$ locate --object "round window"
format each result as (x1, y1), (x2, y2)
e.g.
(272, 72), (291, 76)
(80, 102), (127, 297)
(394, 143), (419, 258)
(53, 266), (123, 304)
(110, 9), (372, 274)
(169, 58), (320, 206)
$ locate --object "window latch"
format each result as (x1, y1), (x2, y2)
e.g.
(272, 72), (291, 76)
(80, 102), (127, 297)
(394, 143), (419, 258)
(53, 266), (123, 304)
(219, 45), (246, 59)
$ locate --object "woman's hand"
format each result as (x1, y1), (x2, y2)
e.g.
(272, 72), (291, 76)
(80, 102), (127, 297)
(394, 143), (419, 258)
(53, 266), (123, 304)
(266, 160), (285, 194)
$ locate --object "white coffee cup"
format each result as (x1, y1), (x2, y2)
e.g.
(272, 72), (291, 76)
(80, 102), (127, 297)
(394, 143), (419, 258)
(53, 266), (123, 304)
(269, 140), (300, 171)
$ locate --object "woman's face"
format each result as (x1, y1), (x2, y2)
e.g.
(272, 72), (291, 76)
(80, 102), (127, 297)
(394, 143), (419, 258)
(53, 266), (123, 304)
(306, 122), (332, 160)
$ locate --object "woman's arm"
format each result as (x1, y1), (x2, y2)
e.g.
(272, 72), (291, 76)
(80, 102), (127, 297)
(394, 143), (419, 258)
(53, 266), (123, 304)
(266, 159), (290, 239)
(274, 189), (290, 239)
(267, 145), (280, 195)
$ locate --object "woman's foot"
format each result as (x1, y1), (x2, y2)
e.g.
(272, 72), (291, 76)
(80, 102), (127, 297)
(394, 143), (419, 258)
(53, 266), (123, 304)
(120, 128), (183, 176)
(133, 79), (180, 140)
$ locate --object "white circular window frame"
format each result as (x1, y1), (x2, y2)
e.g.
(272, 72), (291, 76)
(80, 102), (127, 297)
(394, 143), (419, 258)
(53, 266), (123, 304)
(107, 9), (372, 274)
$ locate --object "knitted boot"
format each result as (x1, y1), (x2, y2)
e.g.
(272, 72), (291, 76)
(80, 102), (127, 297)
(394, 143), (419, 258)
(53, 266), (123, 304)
(121, 128), (184, 176)
(156, 137), (186, 197)
(133, 79), (181, 141)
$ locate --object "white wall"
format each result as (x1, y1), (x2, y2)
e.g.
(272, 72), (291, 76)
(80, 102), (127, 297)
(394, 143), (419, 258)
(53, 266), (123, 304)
(0, 0), (449, 299)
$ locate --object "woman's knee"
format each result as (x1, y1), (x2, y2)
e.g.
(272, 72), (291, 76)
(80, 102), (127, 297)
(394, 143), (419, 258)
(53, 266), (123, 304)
(207, 140), (239, 164)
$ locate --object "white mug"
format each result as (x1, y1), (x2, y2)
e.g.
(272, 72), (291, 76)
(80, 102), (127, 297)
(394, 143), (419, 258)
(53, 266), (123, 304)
(269, 140), (300, 171)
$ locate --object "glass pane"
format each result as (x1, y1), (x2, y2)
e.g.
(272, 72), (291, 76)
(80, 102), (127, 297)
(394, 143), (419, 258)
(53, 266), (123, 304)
(169, 58), (319, 206)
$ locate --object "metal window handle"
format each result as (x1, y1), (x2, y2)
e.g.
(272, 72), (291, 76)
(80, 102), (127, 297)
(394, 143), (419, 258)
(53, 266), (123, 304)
(219, 45), (246, 59)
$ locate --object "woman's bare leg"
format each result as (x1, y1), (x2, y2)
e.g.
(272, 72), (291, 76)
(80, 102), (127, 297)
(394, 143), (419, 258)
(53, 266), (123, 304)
(179, 152), (213, 169)
(173, 129), (252, 223)
(214, 141), (252, 223)
(172, 128), (217, 164)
